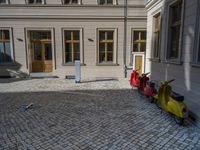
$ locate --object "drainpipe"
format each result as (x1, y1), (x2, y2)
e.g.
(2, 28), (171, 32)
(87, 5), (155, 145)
(123, 0), (128, 78)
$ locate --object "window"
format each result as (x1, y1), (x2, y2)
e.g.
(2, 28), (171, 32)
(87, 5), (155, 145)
(193, 1), (200, 64)
(0, 0), (8, 4)
(133, 31), (146, 52)
(98, 30), (115, 64)
(0, 29), (13, 64)
(64, 30), (80, 64)
(168, 0), (182, 59)
(63, 0), (79, 5)
(27, 0), (44, 4)
(153, 13), (161, 58)
(98, 0), (113, 5)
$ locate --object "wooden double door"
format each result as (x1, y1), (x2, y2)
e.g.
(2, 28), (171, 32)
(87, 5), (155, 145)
(31, 40), (53, 72)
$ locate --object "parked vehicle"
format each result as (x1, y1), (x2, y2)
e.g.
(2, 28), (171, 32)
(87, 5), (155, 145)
(144, 80), (157, 102)
(137, 72), (150, 94)
(129, 69), (140, 87)
(153, 79), (189, 125)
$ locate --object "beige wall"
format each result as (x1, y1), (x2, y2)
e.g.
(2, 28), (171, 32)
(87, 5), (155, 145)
(0, 0), (147, 79)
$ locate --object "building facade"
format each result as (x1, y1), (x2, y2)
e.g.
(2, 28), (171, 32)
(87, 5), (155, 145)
(146, 0), (200, 126)
(0, 0), (146, 79)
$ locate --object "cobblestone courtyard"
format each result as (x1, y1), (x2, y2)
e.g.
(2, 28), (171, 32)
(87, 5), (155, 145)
(0, 78), (200, 150)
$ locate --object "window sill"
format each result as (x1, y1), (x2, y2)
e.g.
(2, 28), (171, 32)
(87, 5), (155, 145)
(149, 58), (160, 62)
(191, 63), (200, 68)
(161, 60), (182, 65)
(62, 63), (86, 66)
(96, 63), (119, 66)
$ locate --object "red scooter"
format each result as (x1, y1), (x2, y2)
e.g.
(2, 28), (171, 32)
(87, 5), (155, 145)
(129, 69), (140, 87)
(144, 81), (157, 102)
(138, 72), (157, 102)
(137, 72), (150, 94)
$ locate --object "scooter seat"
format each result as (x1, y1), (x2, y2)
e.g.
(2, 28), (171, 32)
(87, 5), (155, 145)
(171, 92), (184, 102)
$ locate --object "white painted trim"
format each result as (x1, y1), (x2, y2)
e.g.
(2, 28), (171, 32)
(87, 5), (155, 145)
(62, 28), (83, 64)
(132, 52), (145, 73)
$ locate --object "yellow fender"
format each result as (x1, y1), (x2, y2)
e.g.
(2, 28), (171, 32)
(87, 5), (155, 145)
(166, 97), (189, 118)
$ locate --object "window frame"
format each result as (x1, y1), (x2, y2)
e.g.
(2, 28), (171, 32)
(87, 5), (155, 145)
(193, 0), (200, 65)
(97, 0), (117, 5)
(152, 12), (161, 60)
(62, 0), (82, 5)
(130, 29), (146, 65)
(26, 0), (46, 5)
(132, 30), (147, 53)
(165, 0), (184, 64)
(0, 28), (14, 65)
(62, 28), (83, 65)
(97, 28), (118, 65)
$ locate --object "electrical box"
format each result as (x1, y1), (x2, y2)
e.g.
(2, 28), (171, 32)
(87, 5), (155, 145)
(75, 60), (81, 83)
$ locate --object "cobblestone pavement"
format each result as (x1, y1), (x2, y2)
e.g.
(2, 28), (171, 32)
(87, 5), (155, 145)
(0, 78), (200, 150)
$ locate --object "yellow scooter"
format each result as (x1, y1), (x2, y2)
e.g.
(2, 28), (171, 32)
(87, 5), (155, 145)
(153, 79), (189, 125)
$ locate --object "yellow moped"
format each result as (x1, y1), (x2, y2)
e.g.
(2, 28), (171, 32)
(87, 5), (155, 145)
(153, 79), (189, 125)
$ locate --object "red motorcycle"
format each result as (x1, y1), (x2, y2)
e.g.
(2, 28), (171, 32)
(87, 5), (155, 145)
(129, 69), (140, 87)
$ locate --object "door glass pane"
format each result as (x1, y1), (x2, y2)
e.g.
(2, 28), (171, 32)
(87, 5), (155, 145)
(99, 43), (105, 53)
(141, 31), (146, 40)
(36, 0), (42, 3)
(140, 42), (146, 52)
(33, 43), (42, 60)
(5, 41), (11, 62)
(73, 31), (79, 40)
(72, 0), (78, 4)
(107, 31), (113, 40)
(99, 31), (105, 41)
(100, 0), (105, 5)
(44, 43), (52, 60)
(107, 43), (113, 52)
(65, 31), (71, 41)
(28, 0), (34, 4)
(0, 42), (4, 62)
(65, 43), (72, 63)
(66, 53), (72, 63)
(74, 43), (80, 53)
(134, 31), (139, 41)
(0, 31), (2, 39)
(0, 0), (6, 4)
(133, 43), (139, 52)
(107, 52), (113, 62)
(107, 0), (113, 4)
(74, 53), (80, 61)
(64, 0), (70, 4)
(99, 52), (105, 62)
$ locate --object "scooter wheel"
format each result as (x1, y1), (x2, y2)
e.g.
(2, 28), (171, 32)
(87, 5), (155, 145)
(149, 97), (154, 103)
(174, 116), (184, 125)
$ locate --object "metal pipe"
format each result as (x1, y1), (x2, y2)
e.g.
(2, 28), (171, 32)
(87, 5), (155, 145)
(123, 0), (128, 78)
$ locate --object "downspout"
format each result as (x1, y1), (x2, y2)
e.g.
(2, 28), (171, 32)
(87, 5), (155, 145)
(123, 0), (128, 78)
